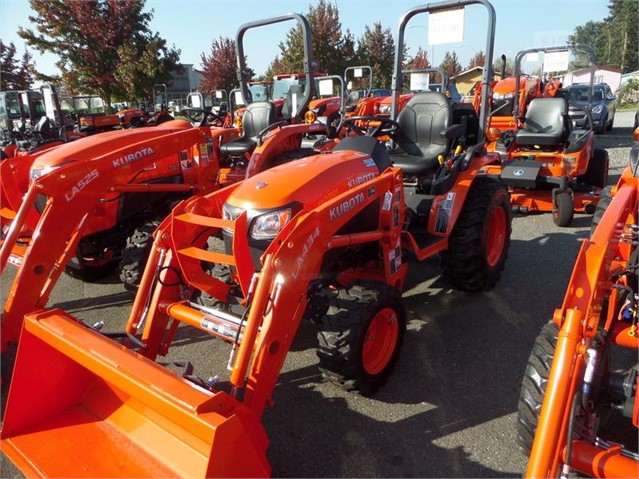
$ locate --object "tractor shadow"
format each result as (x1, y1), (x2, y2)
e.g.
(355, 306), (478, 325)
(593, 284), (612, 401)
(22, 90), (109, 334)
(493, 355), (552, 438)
(264, 227), (591, 477)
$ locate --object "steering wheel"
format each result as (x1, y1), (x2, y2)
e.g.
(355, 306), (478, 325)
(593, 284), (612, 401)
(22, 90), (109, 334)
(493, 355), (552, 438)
(341, 116), (399, 138)
(178, 107), (219, 127)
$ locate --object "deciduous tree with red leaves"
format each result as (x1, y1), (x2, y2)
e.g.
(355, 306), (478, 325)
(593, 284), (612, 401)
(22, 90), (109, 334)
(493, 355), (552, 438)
(199, 37), (248, 94)
(18, 0), (181, 109)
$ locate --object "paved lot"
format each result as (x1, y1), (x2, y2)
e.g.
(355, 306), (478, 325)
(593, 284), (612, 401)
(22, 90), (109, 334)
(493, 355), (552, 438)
(1, 111), (636, 477)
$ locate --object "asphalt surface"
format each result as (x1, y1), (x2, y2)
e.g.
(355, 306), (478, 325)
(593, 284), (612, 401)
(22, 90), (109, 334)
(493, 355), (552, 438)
(1, 111), (637, 478)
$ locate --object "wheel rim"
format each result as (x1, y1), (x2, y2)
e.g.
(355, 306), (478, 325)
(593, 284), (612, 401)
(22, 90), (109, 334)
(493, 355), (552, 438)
(485, 205), (507, 267)
(362, 307), (399, 375)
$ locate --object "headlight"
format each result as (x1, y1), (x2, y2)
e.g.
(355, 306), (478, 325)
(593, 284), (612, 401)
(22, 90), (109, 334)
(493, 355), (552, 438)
(592, 104), (603, 115)
(251, 208), (292, 239)
(377, 104), (391, 115)
(30, 161), (72, 181)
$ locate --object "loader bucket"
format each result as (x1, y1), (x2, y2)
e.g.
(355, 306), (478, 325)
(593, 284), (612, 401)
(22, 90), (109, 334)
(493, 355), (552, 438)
(1, 309), (270, 478)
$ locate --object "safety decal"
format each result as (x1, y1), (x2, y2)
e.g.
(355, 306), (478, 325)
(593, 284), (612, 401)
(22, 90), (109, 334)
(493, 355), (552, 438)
(382, 190), (393, 211)
(389, 240), (402, 274)
(435, 192), (455, 233)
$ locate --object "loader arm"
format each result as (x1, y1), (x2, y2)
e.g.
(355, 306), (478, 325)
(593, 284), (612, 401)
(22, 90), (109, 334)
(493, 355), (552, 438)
(526, 171), (638, 478)
(0, 127), (212, 350)
(124, 165), (406, 416)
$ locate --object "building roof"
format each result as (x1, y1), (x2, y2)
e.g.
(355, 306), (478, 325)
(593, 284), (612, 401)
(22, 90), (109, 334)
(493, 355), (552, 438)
(452, 65), (502, 82)
(572, 65), (623, 76)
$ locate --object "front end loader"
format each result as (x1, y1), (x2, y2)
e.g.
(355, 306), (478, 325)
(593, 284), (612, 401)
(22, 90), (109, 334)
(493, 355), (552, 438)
(516, 128), (639, 478)
(1, 2), (510, 477)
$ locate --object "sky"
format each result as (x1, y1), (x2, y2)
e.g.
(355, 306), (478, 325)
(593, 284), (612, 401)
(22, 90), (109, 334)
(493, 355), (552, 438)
(0, 0), (610, 81)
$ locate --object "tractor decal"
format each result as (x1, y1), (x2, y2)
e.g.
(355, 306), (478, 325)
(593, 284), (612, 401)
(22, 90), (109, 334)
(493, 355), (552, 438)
(329, 192), (365, 220)
(292, 225), (321, 279)
(65, 169), (99, 202)
(112, 146), (155, 168)
(347, 172), (376, 188)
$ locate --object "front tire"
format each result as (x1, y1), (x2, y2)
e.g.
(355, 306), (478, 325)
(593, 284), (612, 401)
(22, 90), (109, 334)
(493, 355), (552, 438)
(552, 191), (574, 227)
(317, 282), (406, 395)
(517, 321), (558, 452)
(441, 176), (512, 292)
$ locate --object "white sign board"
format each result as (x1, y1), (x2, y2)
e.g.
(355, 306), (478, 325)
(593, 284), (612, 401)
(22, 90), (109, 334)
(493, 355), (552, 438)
(410, 73), (430, 91)
(234, 90), (245, 106)
(189, 94), (202, 108)
(428, 8), (465, 45)
(319, 79), (334, 96)
(215, 90), (223, 99)
(354, 68), (363, 78)
(524, 52), (539, 62)
(543, 50), (569, 73)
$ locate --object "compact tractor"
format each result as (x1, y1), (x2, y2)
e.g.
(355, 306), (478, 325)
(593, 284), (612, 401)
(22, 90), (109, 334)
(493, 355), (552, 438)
(517, 128), (638, 478)
(483, 45), (608, 226)
(0, 13), (325, 350)
(1, 2), (511, 477)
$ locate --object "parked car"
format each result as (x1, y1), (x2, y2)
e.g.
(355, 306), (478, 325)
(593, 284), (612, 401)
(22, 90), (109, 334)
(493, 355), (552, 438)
(565, 82), (616, 133)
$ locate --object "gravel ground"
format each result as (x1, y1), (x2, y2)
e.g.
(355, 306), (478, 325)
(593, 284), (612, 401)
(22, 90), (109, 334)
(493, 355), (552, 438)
(1, 111), (636, 478)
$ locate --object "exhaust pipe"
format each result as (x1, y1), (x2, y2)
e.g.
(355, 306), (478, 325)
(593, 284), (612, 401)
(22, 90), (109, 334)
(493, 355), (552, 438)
(1, 309), (271, 478)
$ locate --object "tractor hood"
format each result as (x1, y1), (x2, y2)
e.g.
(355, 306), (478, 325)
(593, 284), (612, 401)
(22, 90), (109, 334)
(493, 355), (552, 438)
(30, 120), (192, 171)
(225, 142), (387, 214)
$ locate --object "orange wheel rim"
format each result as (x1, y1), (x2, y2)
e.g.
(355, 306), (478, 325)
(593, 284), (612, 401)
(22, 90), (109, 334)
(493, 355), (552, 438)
(362, 307), (399, 375)
(486, 206), (507, 267)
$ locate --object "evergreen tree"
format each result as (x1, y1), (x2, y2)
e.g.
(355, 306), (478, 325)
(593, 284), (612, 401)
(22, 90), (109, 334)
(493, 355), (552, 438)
(356, 22), (395, 89)
(439, 51), (462, 78)
(0, 41), (34, 90)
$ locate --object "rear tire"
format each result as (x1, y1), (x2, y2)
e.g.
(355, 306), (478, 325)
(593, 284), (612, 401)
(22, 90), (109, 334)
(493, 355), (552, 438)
(317, 282), (406, 395)
(441, 176), (512, 292)
(552, 191), (573, 227)
(517, 321), (558, 452)
(589, 185), (613, 236)
(119, 219), (161, 293)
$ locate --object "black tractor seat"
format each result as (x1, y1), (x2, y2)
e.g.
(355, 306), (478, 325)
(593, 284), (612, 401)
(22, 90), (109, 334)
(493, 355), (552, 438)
(388, 91), (454, 176)
(515, 97), (570, 147)
(219, 101), (276, 157)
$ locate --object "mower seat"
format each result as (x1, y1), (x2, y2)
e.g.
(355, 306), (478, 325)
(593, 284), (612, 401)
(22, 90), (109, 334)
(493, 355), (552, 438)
(219, 101), (276, 156)
(516, 97), (569, 147)
(388, 92), (452, 176)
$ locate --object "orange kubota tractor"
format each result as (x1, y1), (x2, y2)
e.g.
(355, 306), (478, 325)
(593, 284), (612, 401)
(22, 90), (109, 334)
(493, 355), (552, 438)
(483, 45), (608, 226)
(517, 128), (638, 478)
(1, 2), (509, 477)
(0, 12), (326, 350)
